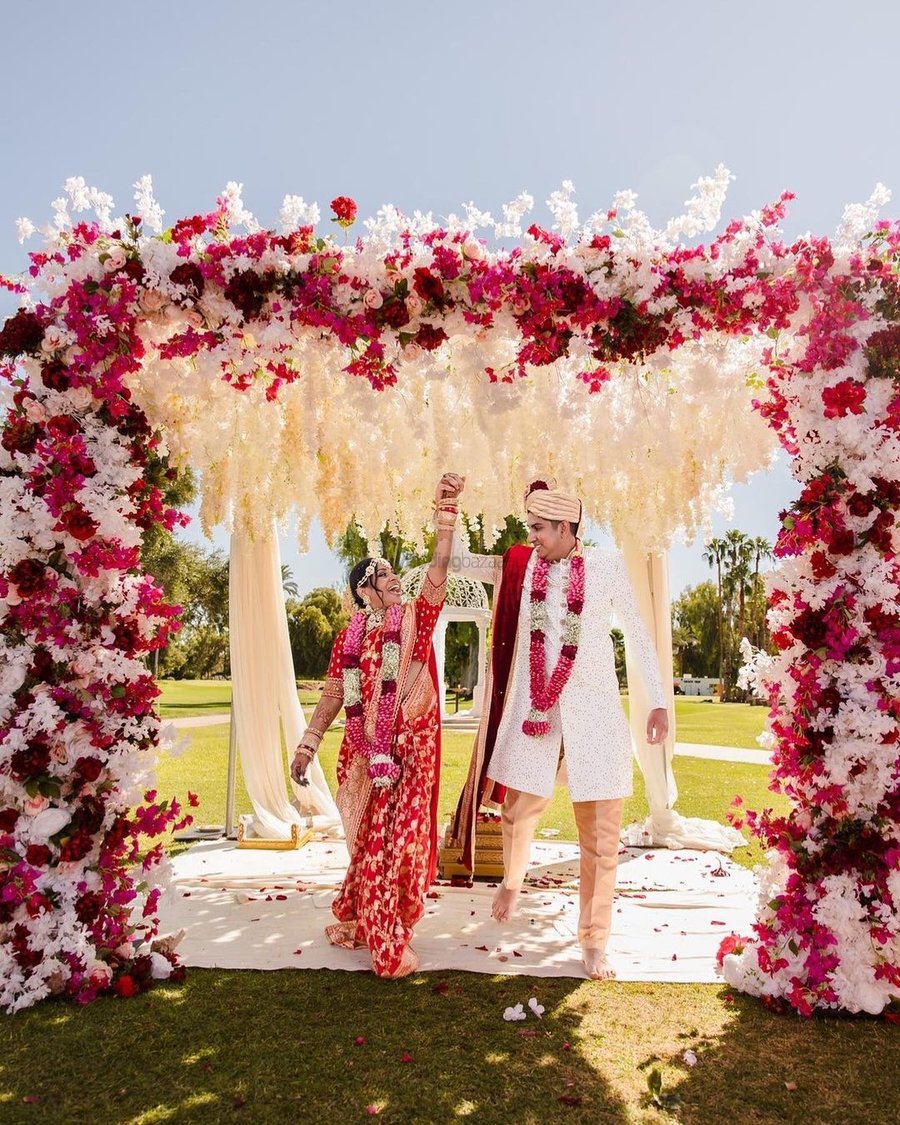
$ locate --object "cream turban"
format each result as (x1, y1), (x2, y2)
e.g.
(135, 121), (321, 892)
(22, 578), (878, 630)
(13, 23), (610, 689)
(524, 482), (582, 525)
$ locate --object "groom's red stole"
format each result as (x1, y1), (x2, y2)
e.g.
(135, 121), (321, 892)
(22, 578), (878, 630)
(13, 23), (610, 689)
(450, 544), (532, 871)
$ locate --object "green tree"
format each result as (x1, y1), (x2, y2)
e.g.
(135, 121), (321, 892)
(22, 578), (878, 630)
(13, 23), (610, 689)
(286, 587), (348, 677)
(671, 581), (720, 678)
(332, 520), (431, 577)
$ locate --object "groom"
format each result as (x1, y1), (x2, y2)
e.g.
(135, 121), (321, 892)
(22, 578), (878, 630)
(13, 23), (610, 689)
(448, 477), (669, 980)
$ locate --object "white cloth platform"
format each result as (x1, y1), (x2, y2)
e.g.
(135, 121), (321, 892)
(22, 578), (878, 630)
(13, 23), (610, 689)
(158, 839), (756, 982)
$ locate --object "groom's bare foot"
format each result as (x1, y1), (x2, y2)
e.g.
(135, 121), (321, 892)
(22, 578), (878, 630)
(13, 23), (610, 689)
(583, 949), (616, 981)
(491, 883), (520, 922)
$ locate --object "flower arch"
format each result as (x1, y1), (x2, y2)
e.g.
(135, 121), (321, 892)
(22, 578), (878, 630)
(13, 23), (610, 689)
(1, 171), (898, 1015)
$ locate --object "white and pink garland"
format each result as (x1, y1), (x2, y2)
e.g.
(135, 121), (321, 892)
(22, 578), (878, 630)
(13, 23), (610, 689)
(341, 606), (404, 787)
(0, 174), (898, 1014)
(523, 555), (585, 736)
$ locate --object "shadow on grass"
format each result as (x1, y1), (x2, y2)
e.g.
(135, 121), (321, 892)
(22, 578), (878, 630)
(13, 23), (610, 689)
(0, 970), (632, 1123)
(643, 989), (900, 1125)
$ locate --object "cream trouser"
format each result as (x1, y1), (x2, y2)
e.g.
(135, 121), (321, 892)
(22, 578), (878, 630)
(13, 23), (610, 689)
(500, 787), (624, 952)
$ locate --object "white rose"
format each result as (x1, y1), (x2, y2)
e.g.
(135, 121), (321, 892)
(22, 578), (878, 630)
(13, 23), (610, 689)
(462, 239), (485, 261)
(40, 325), (68, 355)
(405, 293), (423, 317)
(363, 288), (383, 310)
(103, 245), (128, 272)
(402, 343), (423, 363)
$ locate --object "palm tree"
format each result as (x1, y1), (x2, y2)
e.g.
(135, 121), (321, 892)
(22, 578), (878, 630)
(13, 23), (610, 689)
(750, 535), (773, 649)
(723, 529), (754, 636)
(702, 536), (728, 693)
(281, 565), (300, 601)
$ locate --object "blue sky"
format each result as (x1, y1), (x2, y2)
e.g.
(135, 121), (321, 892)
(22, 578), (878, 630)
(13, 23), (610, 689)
(3, 0), (899, 596)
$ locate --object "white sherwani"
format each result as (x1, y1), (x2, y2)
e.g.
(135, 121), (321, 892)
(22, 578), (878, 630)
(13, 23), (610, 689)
(454, 542), (666, 802)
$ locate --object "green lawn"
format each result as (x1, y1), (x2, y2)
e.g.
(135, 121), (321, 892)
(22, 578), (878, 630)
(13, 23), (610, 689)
(156, 679), (321, 718)
(669, 699), (768, 751)
(158, 726), (784, 871)
(157, 680), (770, 750)
(2, 687), (895, 1122)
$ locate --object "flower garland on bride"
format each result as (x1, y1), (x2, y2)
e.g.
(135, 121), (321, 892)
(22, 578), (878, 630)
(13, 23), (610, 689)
(341, 604), (404, 787)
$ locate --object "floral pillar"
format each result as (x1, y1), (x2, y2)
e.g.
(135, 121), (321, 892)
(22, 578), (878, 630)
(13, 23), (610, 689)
(0, 267), (193, 1010)
(723, 232), (900, 1015)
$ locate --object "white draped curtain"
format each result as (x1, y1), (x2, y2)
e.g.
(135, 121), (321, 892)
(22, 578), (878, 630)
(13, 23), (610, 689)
(228, 527), (340, 839)
(621, 541), (744, 851)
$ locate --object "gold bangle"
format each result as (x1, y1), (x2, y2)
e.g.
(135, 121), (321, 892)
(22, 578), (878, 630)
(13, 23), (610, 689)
(296, 745), (317, 758)
(306, 727), (326, 739)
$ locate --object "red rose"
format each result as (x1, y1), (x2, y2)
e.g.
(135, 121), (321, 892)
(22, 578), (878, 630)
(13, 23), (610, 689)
(0, 809), (18, 833)
(25, 844), (52, 867)
(847, 493), (875, 518)
(223, 269), (271, 320)
(380, 300), (411, 330)
(716, 934), (745, 967)
(809, 551), (837, 581)
(1, 416), (39, 455)
(59, 828), (93, 862)
(0, 308), (45, 357)
(47, 414), (80, 439)
(30, 647), (55, 680)
(330, 196), (357, 227)
(115, 974), (137, 998)
(122, 259), (145, 284)
(412, 267), (446, 307)
(9, 558), (46, 595)
(58, 504), (99, 542)
(41, 361), (71, 392)
(10, 740), (51, 781)
(75, 756), (104, 783)
(169, 262), (205, 299)
(828, 529), (856, 556)
(415, 323), (448, 351)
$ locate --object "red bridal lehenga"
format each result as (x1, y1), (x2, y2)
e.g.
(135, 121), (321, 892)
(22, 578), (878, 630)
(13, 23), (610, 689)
(324, 579), (444, 978)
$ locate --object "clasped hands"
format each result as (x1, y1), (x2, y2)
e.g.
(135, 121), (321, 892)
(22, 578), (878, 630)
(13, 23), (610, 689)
(435, 472), (465, 505)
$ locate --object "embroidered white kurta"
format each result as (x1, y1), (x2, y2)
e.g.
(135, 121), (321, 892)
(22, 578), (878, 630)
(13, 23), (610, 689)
(459, 545), (666, 802)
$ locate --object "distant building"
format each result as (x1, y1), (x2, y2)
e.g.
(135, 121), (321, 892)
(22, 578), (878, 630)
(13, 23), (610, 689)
(674, 675), (720, 697)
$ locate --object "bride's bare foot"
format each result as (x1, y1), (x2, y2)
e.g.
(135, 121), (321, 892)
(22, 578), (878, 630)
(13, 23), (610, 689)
(491, 883), (520, 923)
(583, 949), (616, 981)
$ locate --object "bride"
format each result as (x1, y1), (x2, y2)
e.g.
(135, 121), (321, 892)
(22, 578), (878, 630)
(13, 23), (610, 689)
(291, 473), (464, 978)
